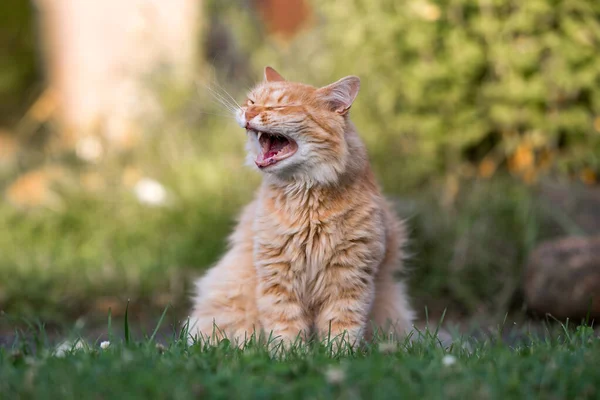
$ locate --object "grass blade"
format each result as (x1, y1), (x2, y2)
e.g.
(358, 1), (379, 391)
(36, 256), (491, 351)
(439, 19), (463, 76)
(124, 300), (131, 345)
(107, 307), (113, 342)
(148, 305), (170, 344)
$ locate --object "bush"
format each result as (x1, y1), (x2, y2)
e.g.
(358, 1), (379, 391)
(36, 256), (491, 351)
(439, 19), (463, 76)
(0, 0), (39, 124)
(238, 0), (600, 190)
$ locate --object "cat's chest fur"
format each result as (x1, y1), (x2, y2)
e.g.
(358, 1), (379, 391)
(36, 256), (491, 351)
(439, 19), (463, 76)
(254, 186), (342, 273)
(252, 182), (385, 301)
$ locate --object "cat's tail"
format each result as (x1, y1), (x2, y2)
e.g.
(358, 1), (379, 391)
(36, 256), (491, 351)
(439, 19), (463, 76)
(367, 201), (415, 339)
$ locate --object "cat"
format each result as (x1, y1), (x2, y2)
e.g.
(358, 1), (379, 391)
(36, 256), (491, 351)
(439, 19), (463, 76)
(187, 67), (414, 350)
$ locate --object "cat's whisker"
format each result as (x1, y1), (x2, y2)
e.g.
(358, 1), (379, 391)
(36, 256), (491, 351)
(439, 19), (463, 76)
(195, 80), (237, 115)
(190, 86), (239, 119)
(205, 86), (237, 112)
(196, 79), (241, 115)
(210, 91), (239, 114)
(203, 71), (241, 109)
(201, 65), (244, 112)
(210, 80), (242, 110)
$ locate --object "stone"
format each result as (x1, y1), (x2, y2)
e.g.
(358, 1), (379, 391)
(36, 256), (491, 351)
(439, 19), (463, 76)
(525, 236), (600, 319)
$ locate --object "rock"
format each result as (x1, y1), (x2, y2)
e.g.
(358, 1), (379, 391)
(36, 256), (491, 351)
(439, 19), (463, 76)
(525, 236), (600, 319)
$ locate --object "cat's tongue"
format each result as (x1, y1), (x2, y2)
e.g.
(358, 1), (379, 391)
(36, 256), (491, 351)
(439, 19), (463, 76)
(256, 133), (295, 167)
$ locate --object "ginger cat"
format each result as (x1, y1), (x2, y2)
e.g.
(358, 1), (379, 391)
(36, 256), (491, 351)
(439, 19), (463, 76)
(188, 67), (414, 349)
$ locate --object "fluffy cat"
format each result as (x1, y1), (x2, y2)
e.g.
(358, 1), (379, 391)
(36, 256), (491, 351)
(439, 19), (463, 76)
(188, 67), (414, 349)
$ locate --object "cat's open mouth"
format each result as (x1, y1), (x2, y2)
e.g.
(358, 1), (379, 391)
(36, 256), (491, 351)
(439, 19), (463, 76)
(249, 129), (298, 168)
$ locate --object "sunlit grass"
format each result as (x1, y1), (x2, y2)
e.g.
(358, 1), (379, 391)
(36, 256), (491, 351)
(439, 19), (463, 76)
(1, 311), (598, 399)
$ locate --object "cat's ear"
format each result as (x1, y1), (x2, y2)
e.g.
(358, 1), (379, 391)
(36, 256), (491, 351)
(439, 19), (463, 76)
(316, 76), (360, 115)
(264, 66), (286, 82)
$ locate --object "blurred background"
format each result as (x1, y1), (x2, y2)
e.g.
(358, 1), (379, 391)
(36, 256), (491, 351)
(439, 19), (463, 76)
(1, 0), (599, 333)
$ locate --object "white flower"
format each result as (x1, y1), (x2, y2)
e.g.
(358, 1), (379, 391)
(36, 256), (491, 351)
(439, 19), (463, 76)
(54, 339), (85, 357)
(442, 354), (457, 367)
(378, 341), (397, 354)
(100, 341), (110, 349)
(76, 136), (103, 162)
(325, 366), (346, 384)
(134, 178), (167, 206)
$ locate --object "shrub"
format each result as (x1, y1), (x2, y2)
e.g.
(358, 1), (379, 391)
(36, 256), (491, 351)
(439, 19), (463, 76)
(236, 0), (600, 190)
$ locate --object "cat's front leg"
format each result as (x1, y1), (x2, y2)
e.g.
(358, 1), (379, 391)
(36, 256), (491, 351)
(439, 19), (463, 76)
(256, 262), (310, 352)
(315, 265), (376, 352)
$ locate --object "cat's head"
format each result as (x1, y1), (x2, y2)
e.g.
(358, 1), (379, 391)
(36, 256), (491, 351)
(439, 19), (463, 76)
(236, 67), (360, 185)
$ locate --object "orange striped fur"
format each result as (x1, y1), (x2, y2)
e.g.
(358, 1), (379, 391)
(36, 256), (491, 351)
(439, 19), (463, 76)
(188, 67), (413, 348)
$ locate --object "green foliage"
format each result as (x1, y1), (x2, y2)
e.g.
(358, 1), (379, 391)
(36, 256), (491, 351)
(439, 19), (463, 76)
(0, 0), (39, 123)
(0, 111), (258, 321)
(407, 178), (546, 317)
(1, 319), (599, 399)
(247, 0), (600, 189)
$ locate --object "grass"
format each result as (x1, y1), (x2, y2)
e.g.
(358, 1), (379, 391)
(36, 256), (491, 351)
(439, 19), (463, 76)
(1, 312), (599, 399)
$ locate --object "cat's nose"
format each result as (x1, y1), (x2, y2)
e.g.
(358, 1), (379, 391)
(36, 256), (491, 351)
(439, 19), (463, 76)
(245, 107), (260, 121)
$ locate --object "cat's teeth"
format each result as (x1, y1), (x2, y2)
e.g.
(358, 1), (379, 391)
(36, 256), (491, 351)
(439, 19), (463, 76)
(257, 132), (263, 142)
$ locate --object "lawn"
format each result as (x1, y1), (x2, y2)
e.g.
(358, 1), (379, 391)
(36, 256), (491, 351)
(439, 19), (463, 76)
(1, 313), (598, 399)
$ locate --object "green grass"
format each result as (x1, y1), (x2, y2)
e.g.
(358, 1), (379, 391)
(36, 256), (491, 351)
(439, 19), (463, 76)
(1, 314), (598, 399)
